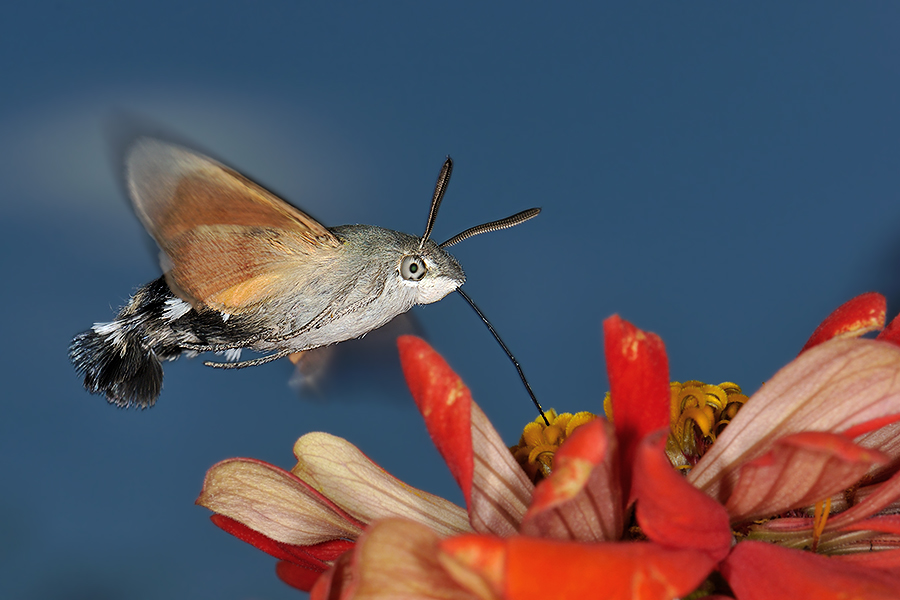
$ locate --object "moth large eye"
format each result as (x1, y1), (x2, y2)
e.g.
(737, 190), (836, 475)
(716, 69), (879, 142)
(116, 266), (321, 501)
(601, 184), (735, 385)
(400, 255), (427, 281)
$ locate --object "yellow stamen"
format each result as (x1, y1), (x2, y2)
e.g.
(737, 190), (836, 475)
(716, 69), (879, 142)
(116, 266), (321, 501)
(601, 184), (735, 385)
(510, 409), (598, 483)
(667, 381), (748, 468)
(605, 380), (748, 468)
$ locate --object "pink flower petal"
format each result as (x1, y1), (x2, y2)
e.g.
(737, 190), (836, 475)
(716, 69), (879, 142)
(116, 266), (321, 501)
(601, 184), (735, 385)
(689, 339), (900, 499)
(291, 432), (472, 537)
(399, 336), (534, 536)
(603, 316), (670, 501)
(801, 292), (886, 352)
(502, 537), (717, 600)
(520, 418), (624, 541)
(327, 518), (478, 600)
(469, 403), (535, 535)
(631, 430), (732, 561)
(721, 540), (900, 600)
(197, 458), (363, 545)
(723, 431), (888, 522)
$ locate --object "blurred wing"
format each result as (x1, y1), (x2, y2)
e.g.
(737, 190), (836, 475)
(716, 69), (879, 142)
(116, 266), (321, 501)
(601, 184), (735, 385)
(126, 138), (342, 312)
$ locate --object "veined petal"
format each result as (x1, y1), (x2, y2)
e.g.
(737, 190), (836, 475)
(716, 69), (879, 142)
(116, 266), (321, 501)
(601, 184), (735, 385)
(470, 403), (534, 535)
(689, 339), (900, 498)
(603, 316), (670, 501)
(850, 419), (900, 481)
(327, 518), (478, 600)
(495, 537), (716, 600)
(632, 430), (732, 561)
(801, 292), (886, 352)
(826, 468), (900, 531)
(399, 336), (534, 536)
(521, 418), (624, 541)
(722, 432), (888, 522)
(292, 432), (472, 537)
(721, 540), (900, 600)
(197, 458), (363, 545)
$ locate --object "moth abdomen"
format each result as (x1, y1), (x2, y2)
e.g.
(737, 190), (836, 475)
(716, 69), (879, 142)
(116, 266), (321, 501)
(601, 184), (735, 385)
(69, 277), (180, 408)
(69, 277), (261, 408)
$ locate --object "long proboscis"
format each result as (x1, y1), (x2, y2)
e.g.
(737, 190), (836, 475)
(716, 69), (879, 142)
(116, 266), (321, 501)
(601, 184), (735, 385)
(440, 208), (541, 248)
(420, 157), (546, 423)
(456, 288), (549, 426)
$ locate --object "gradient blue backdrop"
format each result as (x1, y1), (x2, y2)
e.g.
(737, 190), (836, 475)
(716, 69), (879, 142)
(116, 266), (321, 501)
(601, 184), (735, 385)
(2, 3), (899, 598)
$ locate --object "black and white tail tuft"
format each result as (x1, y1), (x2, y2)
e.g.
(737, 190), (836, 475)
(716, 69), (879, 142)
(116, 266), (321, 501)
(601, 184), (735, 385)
(70, 277), (187, 408)
(70, 277), (263, 408)
(69, 326), (164, 409)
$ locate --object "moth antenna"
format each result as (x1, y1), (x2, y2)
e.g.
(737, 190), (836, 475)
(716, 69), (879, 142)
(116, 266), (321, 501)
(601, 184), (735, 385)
(440, 208), (541, 248)
(204, 349), (294, 369)
(456, 288), (549, 426)
(419, 157), (453, 249)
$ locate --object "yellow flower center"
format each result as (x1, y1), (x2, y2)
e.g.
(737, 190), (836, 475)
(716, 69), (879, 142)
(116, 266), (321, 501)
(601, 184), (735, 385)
(510, 409), (598, 483)
(600, 380), (749, 470)
(666, 381), (748, 469)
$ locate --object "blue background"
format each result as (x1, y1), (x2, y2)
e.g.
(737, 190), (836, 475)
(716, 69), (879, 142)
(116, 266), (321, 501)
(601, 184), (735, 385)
(2, 3), (899, 598)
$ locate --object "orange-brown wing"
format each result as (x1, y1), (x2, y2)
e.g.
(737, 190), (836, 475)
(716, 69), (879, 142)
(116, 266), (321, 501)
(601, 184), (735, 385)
(126, 138), (342, 313)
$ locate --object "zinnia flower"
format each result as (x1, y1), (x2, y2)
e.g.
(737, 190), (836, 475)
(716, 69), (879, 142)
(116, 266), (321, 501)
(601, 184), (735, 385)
(197, 292), (900, 599)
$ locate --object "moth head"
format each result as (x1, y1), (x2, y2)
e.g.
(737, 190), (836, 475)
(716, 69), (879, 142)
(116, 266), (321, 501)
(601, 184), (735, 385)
(398, 239), (465, 305)
(407, 156), (539, 305)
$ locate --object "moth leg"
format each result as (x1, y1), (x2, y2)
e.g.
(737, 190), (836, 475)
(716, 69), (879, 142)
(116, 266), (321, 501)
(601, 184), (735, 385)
(203, 349), (295, 369)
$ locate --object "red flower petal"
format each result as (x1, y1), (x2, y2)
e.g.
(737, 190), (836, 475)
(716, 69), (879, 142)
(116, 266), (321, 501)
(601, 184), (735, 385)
(837, 515), (900, 536)
(398, 336), (474, 500)
(723, 431), (888, 523)
(399, 336), (534, 536)
(631, 430), (732, 561)
(438, 535), (506, 599)
(503, 536), (717, 600)
(801, 292), (886, 353)
(276, 560), (327, 592)
(877, 311), (900, 348)
(838, 548), (900, 570)
(209, 514), (346, 571)
(603, 316), (670, 501)
(722, 540), (900, 600)
(309, 551), (354, 600)
(521, 418), (624, 541)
